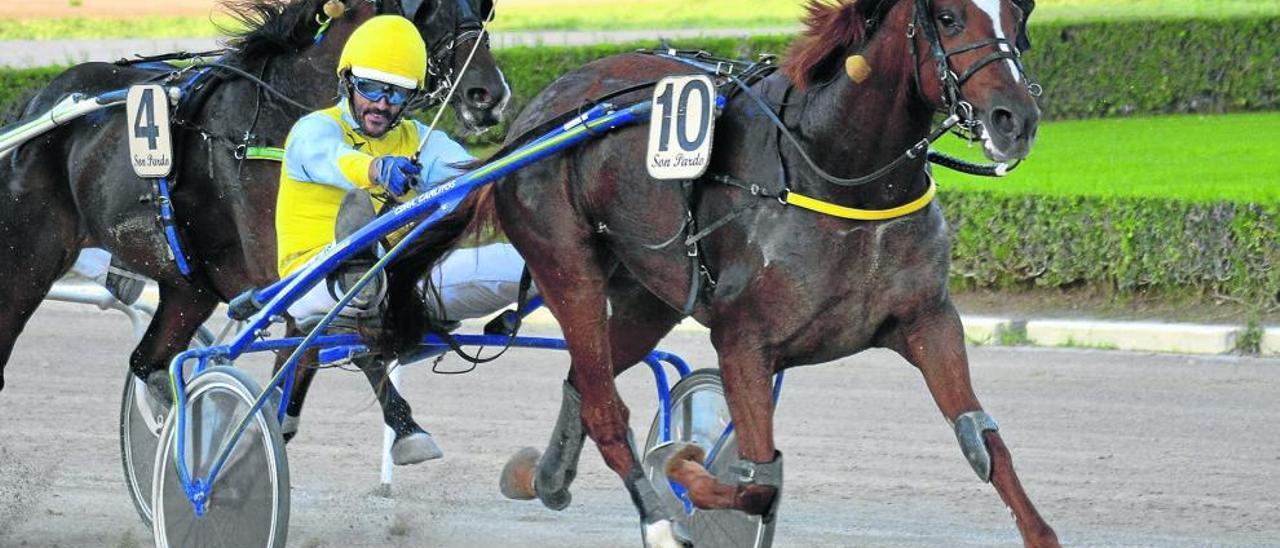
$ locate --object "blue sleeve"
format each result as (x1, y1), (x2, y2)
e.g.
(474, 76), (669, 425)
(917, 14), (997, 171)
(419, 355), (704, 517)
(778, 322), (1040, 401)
(413, 121), (475, 191)
(283, 114), (367, 190)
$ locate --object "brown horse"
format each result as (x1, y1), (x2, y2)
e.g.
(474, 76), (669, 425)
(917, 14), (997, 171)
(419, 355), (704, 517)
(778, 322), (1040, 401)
(432, 0), (1052, 544)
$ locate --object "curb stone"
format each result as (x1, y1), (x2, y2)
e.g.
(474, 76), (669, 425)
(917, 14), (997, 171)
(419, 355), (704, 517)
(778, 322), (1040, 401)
(1263, 327), (1280, 356)
(88, 282), (1272, 357)
(502, 310), (1262, 356)
(1024, 319), (1241, 355)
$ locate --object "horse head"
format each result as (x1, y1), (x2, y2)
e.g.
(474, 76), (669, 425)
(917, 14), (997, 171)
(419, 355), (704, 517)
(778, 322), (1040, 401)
(908, 0), (1040, 162)
(784, 0), (1039, 165)
(413, 0), (511, 131)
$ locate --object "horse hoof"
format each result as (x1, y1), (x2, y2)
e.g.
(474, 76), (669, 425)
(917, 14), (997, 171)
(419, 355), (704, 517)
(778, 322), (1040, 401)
(499, 447), (540, 500)
(144, 370), (173, 416)
(643, 519), (691, 548)
(392, 432), (443, 465)
(281, 414), (300, 442)
(536, 482), (572, 512)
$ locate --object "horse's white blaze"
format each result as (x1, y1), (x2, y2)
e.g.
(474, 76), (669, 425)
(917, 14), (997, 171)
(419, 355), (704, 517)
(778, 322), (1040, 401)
(972, 0), (1022, 83)
(644, 520), (684, 548)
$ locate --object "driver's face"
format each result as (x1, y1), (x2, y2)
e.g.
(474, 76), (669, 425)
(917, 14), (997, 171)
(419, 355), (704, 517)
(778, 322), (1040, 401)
(351, 92), (405, 137)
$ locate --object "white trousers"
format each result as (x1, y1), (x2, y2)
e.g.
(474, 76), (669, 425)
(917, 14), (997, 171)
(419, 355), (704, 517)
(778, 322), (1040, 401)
(287, 243), (534, 322)
(71, 248), (112, 280)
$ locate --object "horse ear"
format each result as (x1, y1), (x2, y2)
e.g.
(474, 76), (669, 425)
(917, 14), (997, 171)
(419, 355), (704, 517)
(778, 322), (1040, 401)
(1014, 0), (1035, 51)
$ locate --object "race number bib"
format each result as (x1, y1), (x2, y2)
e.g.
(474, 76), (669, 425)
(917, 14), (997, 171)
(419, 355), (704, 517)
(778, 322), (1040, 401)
(647, 75), (717, 180)
(126, 84), (174, 178)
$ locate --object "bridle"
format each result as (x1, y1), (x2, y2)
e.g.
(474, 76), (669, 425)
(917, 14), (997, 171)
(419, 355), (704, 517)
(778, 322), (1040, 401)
(906, 0), (1041, 139)
(422, 0), (494, 107)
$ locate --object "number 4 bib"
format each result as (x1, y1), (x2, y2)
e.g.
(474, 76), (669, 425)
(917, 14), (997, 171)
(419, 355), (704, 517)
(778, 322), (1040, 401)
(126, 84), (175, 178)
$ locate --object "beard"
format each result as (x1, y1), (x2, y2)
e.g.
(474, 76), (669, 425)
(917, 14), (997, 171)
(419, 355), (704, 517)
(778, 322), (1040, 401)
(354, 101), (400, 138)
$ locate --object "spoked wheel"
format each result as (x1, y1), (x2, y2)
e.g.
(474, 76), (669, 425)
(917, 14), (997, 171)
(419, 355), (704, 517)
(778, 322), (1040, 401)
(120, 329), (215, 526)
(151, 366), (289, 547)
(642, 368), (779, 548)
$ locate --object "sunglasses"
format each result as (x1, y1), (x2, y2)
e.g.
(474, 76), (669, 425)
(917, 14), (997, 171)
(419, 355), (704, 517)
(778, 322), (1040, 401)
(350, 76), (415, 106)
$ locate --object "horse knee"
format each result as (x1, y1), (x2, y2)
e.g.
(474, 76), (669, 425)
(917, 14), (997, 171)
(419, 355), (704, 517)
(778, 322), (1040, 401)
(953, 410), (1000, 482)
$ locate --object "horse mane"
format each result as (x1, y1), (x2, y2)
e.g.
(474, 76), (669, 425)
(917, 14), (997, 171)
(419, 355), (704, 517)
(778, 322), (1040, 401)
(784, 0), (873, 90)
(220, 0), (324, 61)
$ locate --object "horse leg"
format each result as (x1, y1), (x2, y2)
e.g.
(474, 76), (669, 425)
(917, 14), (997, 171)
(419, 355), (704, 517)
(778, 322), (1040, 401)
(888, 302), (1059, 547)
(0, 237), (76, 394)
(275, 322), (319, 442)
(131, 283), (221, 405)
(526, 257), (687, 546)
(663, 328), (783, 517)
(0, 163), (79, 392)
(502, 273), (684, 512)
(354, 354), (443, 464)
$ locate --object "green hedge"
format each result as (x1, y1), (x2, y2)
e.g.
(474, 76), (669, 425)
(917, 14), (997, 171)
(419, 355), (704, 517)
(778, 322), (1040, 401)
(469, 16), (1280, 144)
(1026, 17), (1280, 119)
(0, 66), (62, 122)
(943, 191), (1279, 304)
(4, 17), (1277, 140)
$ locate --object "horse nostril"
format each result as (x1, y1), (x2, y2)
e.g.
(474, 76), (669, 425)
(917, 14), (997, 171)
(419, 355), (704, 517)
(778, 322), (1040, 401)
(466, 88), (494, 109)
(990, 106), (1018, 137)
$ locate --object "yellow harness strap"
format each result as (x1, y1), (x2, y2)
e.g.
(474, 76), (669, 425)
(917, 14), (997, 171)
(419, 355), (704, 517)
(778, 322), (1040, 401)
(783, 178), (936, 221)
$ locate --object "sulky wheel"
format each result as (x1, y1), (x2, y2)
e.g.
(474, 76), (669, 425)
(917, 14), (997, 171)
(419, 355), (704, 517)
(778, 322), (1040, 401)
(151, 366), (289, 548)
(119, 328), (215, 526)
(642, 368), (779, 548)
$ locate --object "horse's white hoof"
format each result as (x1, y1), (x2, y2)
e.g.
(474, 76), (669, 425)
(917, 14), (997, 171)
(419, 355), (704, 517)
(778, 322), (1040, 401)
(281, 415), (300, 438)
(392, 432), (444, 465)
(643, 519), (691, 548)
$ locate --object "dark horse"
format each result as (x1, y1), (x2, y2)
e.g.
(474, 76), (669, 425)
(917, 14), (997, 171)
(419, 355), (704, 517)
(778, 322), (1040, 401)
(0, 0), (507, 446)
(423, 0), (1053, 544)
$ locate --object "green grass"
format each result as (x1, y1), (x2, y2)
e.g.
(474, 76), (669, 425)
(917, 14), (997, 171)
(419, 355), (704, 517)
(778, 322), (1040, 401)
(0, 16), (233, 40)
(1, 0), (1276, 39)
(933, 112), (1280, 204)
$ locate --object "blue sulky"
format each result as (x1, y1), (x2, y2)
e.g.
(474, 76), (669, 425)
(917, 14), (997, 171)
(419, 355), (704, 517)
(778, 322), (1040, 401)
(159, 93), (785, 530)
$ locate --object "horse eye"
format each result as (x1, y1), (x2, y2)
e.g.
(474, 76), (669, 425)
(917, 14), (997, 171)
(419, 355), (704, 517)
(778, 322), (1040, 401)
(937, 12), (958, 28)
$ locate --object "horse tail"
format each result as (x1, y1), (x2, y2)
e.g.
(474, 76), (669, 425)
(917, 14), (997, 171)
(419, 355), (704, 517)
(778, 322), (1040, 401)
(459, 173), (501, 244)
(381, 163), (500, 353)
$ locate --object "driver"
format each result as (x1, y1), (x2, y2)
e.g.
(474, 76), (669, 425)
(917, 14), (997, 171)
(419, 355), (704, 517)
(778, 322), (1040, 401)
(276, 15), (529, 461)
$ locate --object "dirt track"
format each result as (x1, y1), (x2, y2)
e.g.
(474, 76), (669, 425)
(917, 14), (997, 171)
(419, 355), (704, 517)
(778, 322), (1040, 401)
(2, 301), (1279, 547)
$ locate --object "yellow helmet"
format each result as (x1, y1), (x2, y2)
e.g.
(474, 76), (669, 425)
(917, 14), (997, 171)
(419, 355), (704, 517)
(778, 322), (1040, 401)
(336, 15), (427, 90)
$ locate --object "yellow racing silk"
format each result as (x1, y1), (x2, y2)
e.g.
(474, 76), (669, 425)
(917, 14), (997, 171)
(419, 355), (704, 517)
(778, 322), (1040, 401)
(276, 101), (471, 277)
